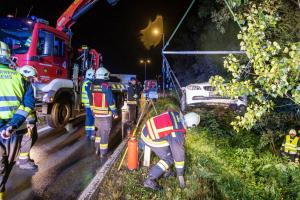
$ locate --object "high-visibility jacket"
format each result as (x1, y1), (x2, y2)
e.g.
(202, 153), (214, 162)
(0, 64), (35, 129)
(145, 111), (186, 140)
(283, 135), (299, 154)
(141, 111), (186, 176)
(81, 79), (92, 107)
(88, 80), (117, 116)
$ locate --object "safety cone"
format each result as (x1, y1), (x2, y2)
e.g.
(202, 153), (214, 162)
(127, 136), (138, 170)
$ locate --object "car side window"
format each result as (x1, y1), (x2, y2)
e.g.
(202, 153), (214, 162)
(38, 30), (54, 56)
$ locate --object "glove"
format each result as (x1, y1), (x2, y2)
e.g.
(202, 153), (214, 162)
(133, 94), (138, 99)
(178, 176), (186, 189)
(0, 126), (14, 140)
(113, 114), (119, 119)
(295, 158), (299, 164)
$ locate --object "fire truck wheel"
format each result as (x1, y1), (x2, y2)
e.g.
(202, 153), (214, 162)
(47, 102), (71, 128)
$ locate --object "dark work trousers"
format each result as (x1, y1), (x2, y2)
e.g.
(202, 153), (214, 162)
(128, 104), (137, 123)
(18, 125), (38, 164)
(84, 107), (95, 138)
(145, 145), (174, 180)
(94, 116), (112, 156)
(0, 130), (24, 192)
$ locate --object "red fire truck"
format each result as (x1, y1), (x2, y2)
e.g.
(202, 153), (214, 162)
(0, 0), (120, 128)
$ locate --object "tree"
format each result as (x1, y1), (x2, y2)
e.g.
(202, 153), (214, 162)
(210, 0), (300, 131)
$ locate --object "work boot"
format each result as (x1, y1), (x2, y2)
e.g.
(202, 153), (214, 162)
(18, 161), (38, 170)
(143, 178), (163, 191)
(100, 154), (108, 164)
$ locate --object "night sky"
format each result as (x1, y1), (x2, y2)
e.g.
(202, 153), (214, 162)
(1, 0), (191, 80)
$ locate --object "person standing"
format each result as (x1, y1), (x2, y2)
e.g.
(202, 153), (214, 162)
(0, 41), (35, 199)
(88, 67), (118, 162)
(127, 77), (142, 124)
(17, 65), (38, 170)
(82, 68), (95, 140)
(281, 129), (300, 163)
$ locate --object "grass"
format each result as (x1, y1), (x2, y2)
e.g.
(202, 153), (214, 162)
(99, 97), (300, 200)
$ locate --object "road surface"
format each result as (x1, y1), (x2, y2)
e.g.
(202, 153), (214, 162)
(6, 118), (122, 200)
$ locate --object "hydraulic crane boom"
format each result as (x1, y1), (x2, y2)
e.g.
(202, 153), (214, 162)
(56, 0), (119, 31)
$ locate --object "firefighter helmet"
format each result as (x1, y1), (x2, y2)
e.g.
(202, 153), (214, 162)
(0, 41), (11, 65)
(85, 68), (95, 79)
(183, 112), (200, 128)
(95, 67), (110, 80)
(19, 65), (37, 77)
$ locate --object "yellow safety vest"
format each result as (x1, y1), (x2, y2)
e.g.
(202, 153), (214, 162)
(284, 135), (299, 154)
(0, 64), (25, 119)
(81, 80), (91, 106)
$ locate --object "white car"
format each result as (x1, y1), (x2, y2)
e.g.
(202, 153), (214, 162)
(181, 82), (247, 111)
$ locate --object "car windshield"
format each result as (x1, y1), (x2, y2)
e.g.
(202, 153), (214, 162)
(0, 18), (34, 55)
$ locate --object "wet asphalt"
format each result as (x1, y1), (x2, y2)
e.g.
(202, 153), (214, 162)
(5, 118), (122, 200)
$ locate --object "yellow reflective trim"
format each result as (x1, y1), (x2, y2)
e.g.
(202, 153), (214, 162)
(141, 133), (169, 147)
(170, 112), (178, 129)
(159, 160), (169, 170)
(156, 126), (173, 133)
(100, 144), (108, 149)
(19, 152), (29, 157)
(150, 118), (160, 139)
(95, 137), (101, 143)
(146, 120), (156, 139)
(112, 84), (116, 89)
(175, 161), (184, 166)
(157, 162), (166, 171)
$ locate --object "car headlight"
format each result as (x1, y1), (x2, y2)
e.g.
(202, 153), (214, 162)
(187, 85), (201, 90)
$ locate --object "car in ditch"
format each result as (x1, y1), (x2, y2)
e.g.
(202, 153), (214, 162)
(181, 82), (247, 112)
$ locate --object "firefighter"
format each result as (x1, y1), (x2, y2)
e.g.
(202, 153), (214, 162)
(141, 111), (200, 190)
(127, 77), (142, 124)
(280, 129), (300, 163)
(17, 65), (38, 170)
(88, 67), (118, 162)
(0, 41), (35, 199)
(82, 68), (95, 140)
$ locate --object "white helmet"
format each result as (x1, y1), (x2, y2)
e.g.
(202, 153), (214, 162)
(95, 67), (110, 80)
(183, 112), (200, 128)
(19, 65), (37, 77)
(85, 68), (94, 79)
(0, 41), (11, 65)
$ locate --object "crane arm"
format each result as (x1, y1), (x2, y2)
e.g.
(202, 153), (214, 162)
(56, 0), (119, 31)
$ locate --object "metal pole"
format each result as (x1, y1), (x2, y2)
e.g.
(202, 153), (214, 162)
(144, 62), (147, 81)
(162, 33), (165, 97)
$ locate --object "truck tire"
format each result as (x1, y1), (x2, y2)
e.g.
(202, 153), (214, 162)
(47, 102), (71, 128)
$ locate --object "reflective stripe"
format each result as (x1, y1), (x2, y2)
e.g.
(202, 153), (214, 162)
(175, 161), (184, 169)
(141, 133), (169, 147)
(100, 144), (108, 149)
(146, 120), (156, 139)
(19, 152), (29, 157)
(109, 104), (116, 110)
(0, 96), (19, 101)
(85, 126), (95, 131)
(150, 118), (160, 139)
(127, 100), (137, 105)
(157, 160), (169, 171)
(170, 112), (178, 129)
(15, 109), (29, 117)
(0, 106), (17, 111)
(95, 137), (101, 143)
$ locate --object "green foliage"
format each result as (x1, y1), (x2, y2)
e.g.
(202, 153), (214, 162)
(100, 107), (300, 200)
(210, 0), (300, 131)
